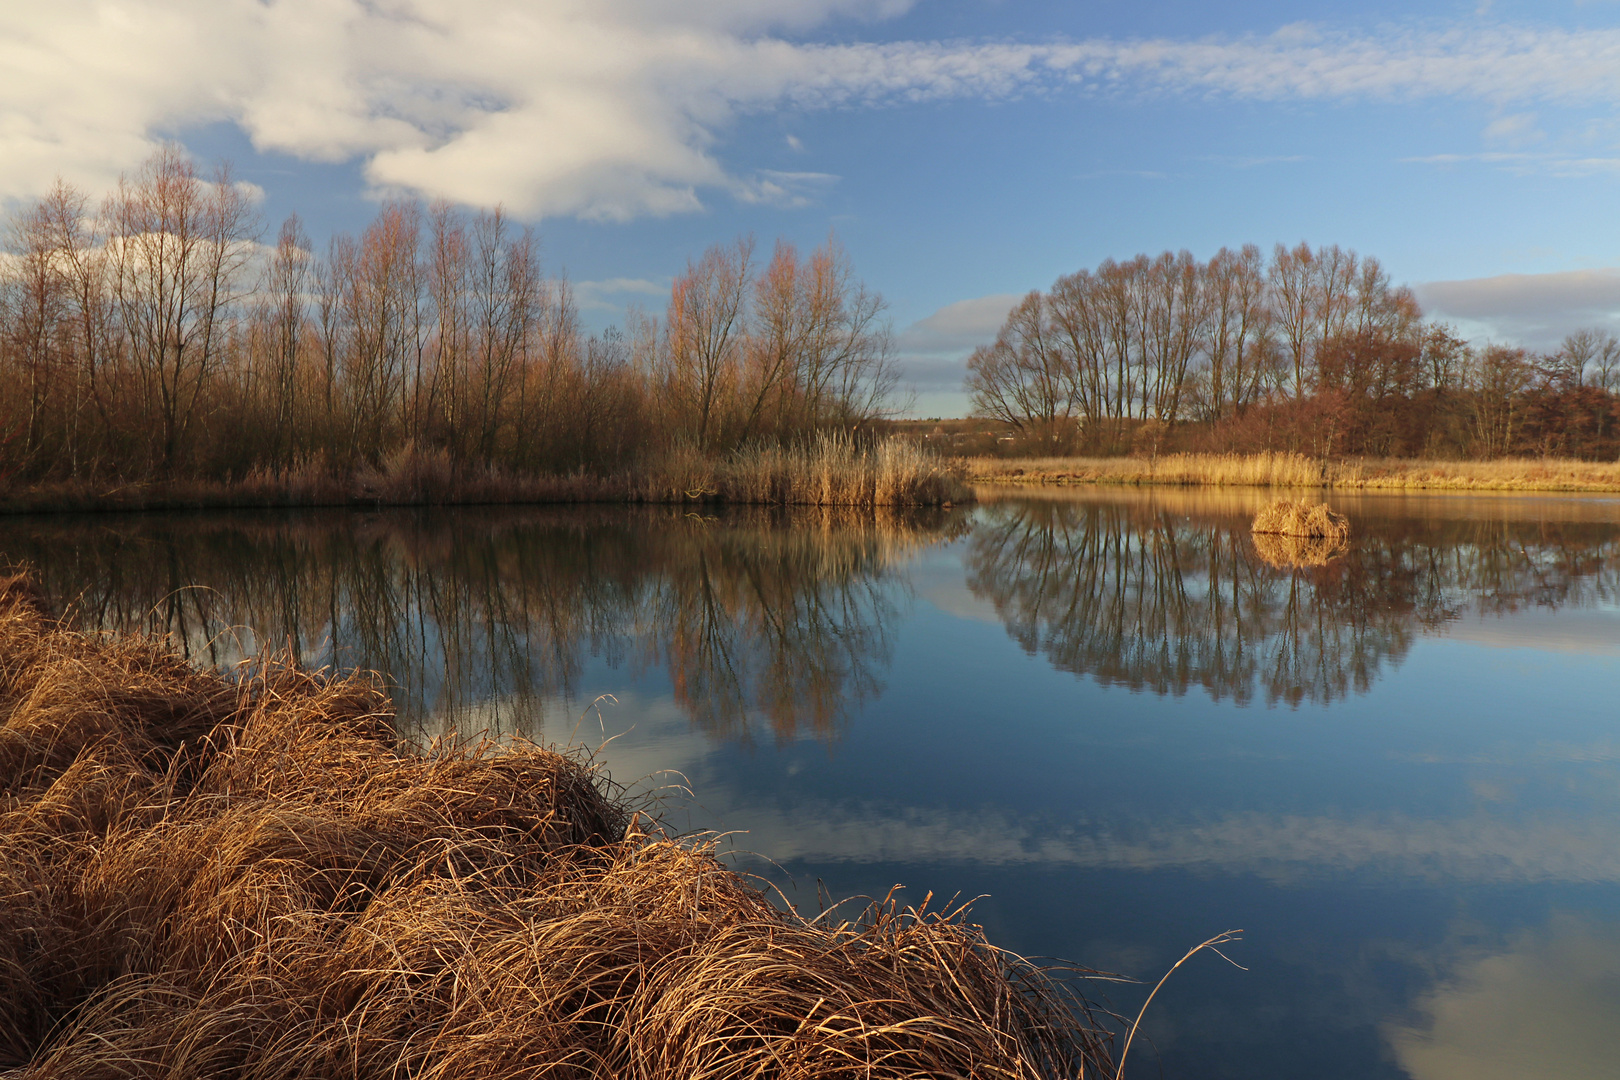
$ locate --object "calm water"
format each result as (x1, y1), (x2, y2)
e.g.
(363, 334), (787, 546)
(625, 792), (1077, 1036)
(5, 488), (1620, 1079)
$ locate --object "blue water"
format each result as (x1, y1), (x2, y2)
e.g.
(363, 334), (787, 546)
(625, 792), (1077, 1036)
(6, 487), (1619, 1077)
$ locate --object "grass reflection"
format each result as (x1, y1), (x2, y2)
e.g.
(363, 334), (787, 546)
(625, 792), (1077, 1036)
(0, 506), (963, 745)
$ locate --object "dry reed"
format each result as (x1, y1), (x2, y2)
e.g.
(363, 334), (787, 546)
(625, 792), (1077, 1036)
(966, 452), (1620, 493)
(0, 572), (1111, 1079)
(0, 436), (968, 514)
(1249, 498), (1350, 568)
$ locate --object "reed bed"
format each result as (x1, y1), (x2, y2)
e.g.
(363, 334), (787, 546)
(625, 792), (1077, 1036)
(966, 452), (1620, 492)
(964, 452), (1324, 489)
(0, 437), (967, 515)
(647, 434), (968, 507)
(0, 572), (1111, 1079)
(1249, 498), (1350, 568)
(1250, 498), (1350, 539)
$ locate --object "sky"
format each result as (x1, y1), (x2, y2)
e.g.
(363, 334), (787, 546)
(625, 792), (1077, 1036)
(8, 1), (1620, 415)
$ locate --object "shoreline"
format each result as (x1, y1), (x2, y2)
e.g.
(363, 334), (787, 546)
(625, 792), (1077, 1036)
(0, 439), (971, 516)
(961, 452), (1620, 494)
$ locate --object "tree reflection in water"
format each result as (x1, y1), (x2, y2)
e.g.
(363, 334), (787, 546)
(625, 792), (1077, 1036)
(3, 494), (1613, 741)
(0, 506), (961, 744)
(965, 495), (1620, 705)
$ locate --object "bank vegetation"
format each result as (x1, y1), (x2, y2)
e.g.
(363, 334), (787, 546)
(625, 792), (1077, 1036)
(964, 452), (1620, 492)
(0, 572), (1112, 1077)
(966, 242), (1620, 465)
(0, 148), (961, 509)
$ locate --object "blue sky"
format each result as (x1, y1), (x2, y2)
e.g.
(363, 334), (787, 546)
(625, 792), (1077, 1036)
(8, 1), (1620, 414)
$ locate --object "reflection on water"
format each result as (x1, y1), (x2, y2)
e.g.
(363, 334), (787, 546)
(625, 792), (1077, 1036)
(967, 489), (1620, 705)
(1388, 914), (1620, 1080)
(5, 491), (1620, 1078)
(0, 506), (959, 744)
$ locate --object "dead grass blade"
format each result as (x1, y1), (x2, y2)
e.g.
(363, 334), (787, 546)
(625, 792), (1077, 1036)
(0, 573), (1114, 1079)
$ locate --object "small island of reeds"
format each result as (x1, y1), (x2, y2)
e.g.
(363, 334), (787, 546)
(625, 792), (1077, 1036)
(0, 573), (1110, 1078)
(1249, 497), (1351, 568)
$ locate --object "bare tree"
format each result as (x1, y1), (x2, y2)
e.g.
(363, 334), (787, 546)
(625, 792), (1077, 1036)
(1202, 244), (1273, 419)
(2, 199), (66, 469)
(666, 237), (753, 449)
(107, 145), (258, 473)
(258, 213), (311, 463)
(1269, 242), (1317, 399)
(966, 290), (1078, 440)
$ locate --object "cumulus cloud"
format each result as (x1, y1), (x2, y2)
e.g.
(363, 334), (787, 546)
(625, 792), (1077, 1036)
(11, 9), (1620, 218)
(894, 292), (1020, 396)
(1416, 268), (1620, 349)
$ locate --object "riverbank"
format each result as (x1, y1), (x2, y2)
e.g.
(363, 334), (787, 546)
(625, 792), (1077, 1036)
(0, 573), (1110, 1078)
(964, 452), (1620, 492)
(0, 437), (969, 515)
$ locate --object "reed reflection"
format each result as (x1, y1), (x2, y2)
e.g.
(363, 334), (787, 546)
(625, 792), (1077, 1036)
(965, 496), (1620, 705)
(0, 506), (958, 744)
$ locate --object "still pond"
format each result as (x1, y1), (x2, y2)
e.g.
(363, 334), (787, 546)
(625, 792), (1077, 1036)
(5, 485), (1619, 1078)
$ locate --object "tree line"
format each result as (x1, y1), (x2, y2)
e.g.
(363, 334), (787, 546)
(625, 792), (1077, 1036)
(967, 242), (1620, 459)
(0, 148), (899, 484)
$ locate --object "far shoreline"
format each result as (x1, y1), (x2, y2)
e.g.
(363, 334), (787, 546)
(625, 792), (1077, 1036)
(960, 451), (1620, 494)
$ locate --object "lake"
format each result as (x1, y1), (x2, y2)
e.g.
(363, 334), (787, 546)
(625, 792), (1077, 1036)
(5, 486), (1619, 1078)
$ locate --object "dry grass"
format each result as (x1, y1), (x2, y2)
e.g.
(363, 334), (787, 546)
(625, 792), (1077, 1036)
(965, 452), (1620, 493)
(0, 572), (1111, 1079)
(653, 433), (969, 507)
(0, 436), (968, 515)
(1249, 499), (1350, 568)
(1250, 498), (1350, 539)
(963, 452), (1325, 489)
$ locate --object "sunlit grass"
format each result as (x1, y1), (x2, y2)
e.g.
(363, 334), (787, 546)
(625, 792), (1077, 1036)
(965, 453), (1620, 492)
(0, 572), (1111, 1078)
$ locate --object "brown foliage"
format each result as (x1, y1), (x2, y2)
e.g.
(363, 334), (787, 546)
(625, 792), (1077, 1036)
(0, 574), (1112, 1078)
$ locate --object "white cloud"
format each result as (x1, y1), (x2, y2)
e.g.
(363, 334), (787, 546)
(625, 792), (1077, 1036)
(12, 11), (1620, 219)
(1405, 152), (1620, 178)
(736, 168), (840, 207)
(573, 276), (670, 312)
(898, 293), (1021, 355)
(893, 292), (1021, 399)
(1416, 268), (1620, 348)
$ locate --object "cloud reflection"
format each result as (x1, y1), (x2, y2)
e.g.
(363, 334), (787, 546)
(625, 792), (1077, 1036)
(1388, 915), (1620, 1080)
(712, 801), (1620, 885)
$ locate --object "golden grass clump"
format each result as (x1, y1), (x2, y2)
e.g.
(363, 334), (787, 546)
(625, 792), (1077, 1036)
(1250, 498), (1351, 539)
(0, 572), (1111, 1079)
(1249, 498), (1351, 568)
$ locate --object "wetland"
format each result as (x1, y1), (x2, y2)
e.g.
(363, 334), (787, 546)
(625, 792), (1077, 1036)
(5, 485), (1620, 1077)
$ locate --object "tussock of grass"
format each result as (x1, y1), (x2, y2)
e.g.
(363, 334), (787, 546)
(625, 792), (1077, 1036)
(1250, 499), (1350, 568)
(1250, 498), (1350, 539)
(0, 572), (1109, 1079)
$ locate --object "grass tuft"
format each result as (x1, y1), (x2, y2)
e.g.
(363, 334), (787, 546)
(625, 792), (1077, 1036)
(1249, 499), (1351, 567)
(0, 572), (1110, 1079)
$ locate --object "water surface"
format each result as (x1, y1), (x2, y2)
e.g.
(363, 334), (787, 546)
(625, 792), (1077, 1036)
(6, 488), (1620, 1078)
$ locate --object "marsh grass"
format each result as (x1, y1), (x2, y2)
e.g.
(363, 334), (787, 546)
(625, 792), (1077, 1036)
(1250, 498), (1351, 568)
(0, 572), (1110, 1079)
(1250, 498), (1350, 539)
(966, 452), (1620, 492)
(0, 435), (968, 514)
(964, 452), (1324, 488)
